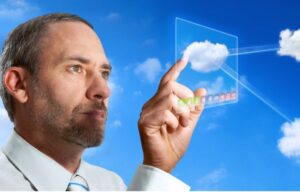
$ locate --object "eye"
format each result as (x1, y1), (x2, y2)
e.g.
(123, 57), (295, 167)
(101, 70), (110, 80)
(69, 65), (83, 73)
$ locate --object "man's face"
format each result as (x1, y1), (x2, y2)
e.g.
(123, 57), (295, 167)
(27, 21), (111, 148)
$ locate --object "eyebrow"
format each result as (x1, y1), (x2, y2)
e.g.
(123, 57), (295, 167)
(65, 55), (112, 71)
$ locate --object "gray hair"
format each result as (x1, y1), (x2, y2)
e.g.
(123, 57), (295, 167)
(0, 13), (93, 122)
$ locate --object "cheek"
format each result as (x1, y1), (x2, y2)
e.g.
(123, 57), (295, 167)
(47, 77), (86, 111)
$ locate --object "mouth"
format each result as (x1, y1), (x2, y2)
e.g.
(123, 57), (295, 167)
(82, 110), (106, 120)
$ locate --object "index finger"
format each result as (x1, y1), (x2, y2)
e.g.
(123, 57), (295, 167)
(159, 54), (189, 87)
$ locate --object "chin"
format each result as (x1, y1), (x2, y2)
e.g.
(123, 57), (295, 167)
(64, 119), (106, 148)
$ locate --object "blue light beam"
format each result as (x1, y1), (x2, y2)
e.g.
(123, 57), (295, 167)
(229, 44), (279, 56)
(220, 62), (291, 122)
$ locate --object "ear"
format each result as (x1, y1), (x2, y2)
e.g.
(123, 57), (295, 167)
(3, 67), (30, 103)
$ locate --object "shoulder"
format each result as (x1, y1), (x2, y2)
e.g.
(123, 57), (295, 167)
(0, 150), (33, 190)
(0, 150), (19, 179)
(82, 160), (126, 190)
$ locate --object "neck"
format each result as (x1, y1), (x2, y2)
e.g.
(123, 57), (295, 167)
(14, 125), (84, 173)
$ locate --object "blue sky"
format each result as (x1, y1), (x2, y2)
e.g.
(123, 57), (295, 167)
(1, 0), (300, 190)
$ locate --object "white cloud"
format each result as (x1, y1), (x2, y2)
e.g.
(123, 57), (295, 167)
(184, 40), (229, 73)
(133, 90), (142, 96)
(196, 168), (227, 190)
(134, 58), (162, 83)
(107, 79), (123, 110)
(206, 123), (219, 131)
(278, 29), (300, 62)
(110, 120), (122, 128)
(108, 80), (123, 95)
(278, 118), (300, 160)
(0, 0), (38, 19)
(105, 12), (121, 21)
(196, 76), (224, 95)
(143, 38), (156, 46)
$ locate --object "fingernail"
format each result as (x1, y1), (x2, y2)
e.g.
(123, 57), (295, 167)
(182, 53), (189, 63)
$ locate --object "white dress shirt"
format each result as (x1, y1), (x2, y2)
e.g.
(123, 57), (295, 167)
(0, 130), (190, 191)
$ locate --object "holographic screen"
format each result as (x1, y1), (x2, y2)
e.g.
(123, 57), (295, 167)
(175, 17), (238, 108)
(175, 17), (290, 121)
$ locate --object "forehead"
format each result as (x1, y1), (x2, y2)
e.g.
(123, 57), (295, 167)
(39, 21), (108, 64)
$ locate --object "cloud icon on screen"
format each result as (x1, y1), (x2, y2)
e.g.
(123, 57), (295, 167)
(184, 40), (229, 73)
(278, 29), (300, 62)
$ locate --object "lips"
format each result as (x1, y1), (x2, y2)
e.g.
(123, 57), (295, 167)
(82, 109), (106, 119)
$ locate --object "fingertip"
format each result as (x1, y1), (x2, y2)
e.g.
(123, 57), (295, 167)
(182, 53), (189, 63)
(194, 88), (207, 111)
(175, 54), (189, 72)
(194, 88), (207, 97)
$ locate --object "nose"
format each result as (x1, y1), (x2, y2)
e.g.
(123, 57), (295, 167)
(86, 74), (110, 101)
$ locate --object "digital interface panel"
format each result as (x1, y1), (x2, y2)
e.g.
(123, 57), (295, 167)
(175, 17), (238, 108)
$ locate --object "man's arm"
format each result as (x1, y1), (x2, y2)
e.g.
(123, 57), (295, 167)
(128, 56), (206, 190)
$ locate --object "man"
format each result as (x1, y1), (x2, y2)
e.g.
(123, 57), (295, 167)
(0, 13), (206, 190)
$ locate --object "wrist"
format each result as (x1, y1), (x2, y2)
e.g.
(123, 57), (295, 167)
(143, 159), (173, 173)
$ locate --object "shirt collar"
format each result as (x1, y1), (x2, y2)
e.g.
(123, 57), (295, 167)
(74, 160), (91, 190)
(2, 129), (73, 191)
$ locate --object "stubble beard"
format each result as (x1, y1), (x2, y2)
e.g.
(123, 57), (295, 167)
(30, 80), (107, 148)
(62, 102), (107, 148)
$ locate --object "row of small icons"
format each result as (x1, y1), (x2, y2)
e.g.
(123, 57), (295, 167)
(206, 91), (237, 104)
(177, 91), (237, 107)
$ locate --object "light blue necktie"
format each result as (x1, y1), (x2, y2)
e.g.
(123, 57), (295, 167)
(67, 174), (89, 191)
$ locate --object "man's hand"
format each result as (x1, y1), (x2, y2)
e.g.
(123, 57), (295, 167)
(138, 56), (206, 173)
